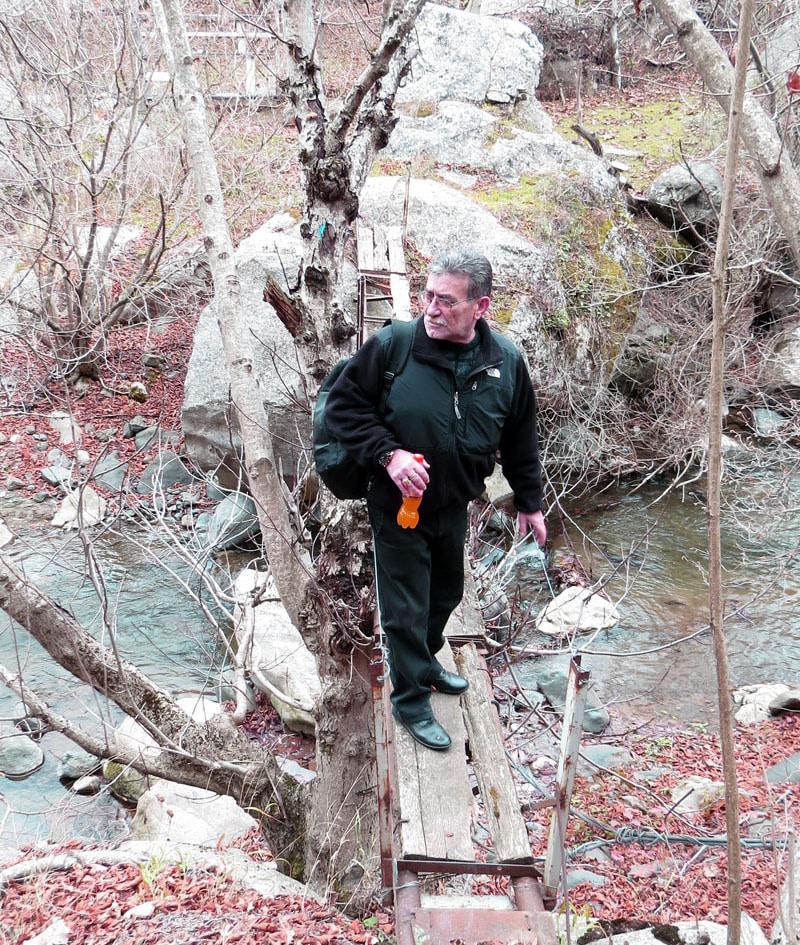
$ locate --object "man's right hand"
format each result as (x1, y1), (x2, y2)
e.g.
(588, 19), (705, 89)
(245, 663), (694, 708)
(387, 450), (430, 497)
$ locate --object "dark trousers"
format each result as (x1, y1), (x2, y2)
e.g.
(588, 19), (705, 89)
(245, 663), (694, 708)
(368, 501), (469, 722)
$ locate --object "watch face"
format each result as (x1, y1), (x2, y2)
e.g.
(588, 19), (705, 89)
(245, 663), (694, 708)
(379, 451), (393, 467)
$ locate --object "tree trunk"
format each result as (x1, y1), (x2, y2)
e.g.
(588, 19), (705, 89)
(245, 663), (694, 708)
(650, 0), (800, 268)
(154, 0), (312, 633)
(707, 4), (753, 944)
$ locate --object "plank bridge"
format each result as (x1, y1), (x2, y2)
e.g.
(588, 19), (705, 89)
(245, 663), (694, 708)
(356, 225), (588, 945)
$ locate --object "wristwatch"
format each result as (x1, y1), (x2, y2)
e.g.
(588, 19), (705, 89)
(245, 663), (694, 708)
(377, 450), (395, 468)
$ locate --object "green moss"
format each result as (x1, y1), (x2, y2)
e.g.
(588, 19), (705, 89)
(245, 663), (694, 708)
(556, 94), (726, 188)
(475, 174), (646, 356)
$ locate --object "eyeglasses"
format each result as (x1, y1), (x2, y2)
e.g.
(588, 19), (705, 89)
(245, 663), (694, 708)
(419, 290), (477, 312)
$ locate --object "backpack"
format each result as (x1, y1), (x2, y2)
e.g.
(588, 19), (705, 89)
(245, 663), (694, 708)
(313, 319), (415, 499)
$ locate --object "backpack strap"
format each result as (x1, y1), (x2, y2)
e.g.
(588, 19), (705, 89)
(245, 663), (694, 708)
(378, 319), (415, 414)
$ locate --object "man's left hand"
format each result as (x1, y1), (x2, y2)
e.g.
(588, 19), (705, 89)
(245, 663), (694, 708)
(518, 510), (546, 548)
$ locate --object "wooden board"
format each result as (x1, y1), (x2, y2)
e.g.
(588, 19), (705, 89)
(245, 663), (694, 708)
(455, 644), (531, 862)
(373, 227), (389, 271)
(357, 222), (374, 271)
(390, 272), (412, 322)
(387, 226), (407, 273)
(394, 642), (474, 861)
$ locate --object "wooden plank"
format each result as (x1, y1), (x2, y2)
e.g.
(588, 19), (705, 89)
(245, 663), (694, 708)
(373, 227), (390, 272)
(356, 222), (375, 271)
(390, 273), (412, 322)
(386, 226), (407, 273)
(455, 644), (531, 862)
(394, 642), (474, 861)
(444, 559), (486, 642)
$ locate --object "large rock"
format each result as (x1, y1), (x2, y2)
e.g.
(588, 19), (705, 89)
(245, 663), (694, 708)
(130, 779), (258, 847)
(135, 450), (194, 495)
(51, 486), (106, 529)
(207, 492), (261, 551)
(670, 775), (725, 816)
(234, 568), (321, 735)
(520, 659), (610, 734)
(104, 696), (230, 802)
(733, 683), (792, 726)
(182, 213), (357, 486)
(647, 163), (723, 231)
(397, 4), (543, 108)
(765, 752), (800, 786)
(385, 101), (615, 197)
(361, 176), (553, 286)
(535, 585), (619, 636)
(604, 918), (768, 945)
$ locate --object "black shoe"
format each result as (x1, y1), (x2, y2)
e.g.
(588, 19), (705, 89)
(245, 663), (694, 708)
(428, 667), (469, 696)
(393, 712), (451, 751)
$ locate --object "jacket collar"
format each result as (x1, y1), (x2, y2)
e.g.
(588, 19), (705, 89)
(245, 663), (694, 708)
(411, 316), (502, 369)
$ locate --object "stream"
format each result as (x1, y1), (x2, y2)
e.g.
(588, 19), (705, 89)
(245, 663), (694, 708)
(1, 446), (798, 847)
(0, 494), (232, 848)
(516, 447), (800, 722)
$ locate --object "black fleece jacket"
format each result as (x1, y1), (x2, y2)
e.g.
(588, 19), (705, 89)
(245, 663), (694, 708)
(325, 317), (543, 514)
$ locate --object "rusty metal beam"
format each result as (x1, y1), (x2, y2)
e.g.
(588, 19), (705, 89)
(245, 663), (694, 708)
(399, 857), (541, 878)
(543, 657), (590, 898)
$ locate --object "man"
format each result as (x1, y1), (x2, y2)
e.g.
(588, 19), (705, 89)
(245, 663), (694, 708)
(325, 250), (546, 751)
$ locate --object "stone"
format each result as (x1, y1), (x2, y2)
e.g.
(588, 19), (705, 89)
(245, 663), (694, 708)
(521, 659), (610, 734)
(124, 902), (156, 920)
(207, 492), (261, 550)
(71, 774), (103, 795)
(32, 432), (48, 441)
(752, 407), (788, 436)
(605, 917), (768, 945)
(278, 756), (316, 786)
(117, 839), (319, 901)
(46, 447), (68, 466)
(123, 415), (148, 438)
(48, 409), (81, 445)
(0, 724), (45, 778)
(75, 450), (90, 466)
(58, 750), (101, 782)
(733, 683), (792, 725)
(182, 213), (355, 484)
(129, 381), (148, 402)
(135, 425), (161, 450)
(0, 517), (11, 548)
(385, 101), (614, 197)
(763, 323), (800, 389)
(670, 775), (726, 816)
(361, 177), (553, 287)
(6, 476), (25, 490)
(234, 568), (321, 735)
(51, 486), (106, 529)
(535, 586), (619, 637)
(765, 751), (800, 785)
(90, 451), (128, 492)
(141, 352), (165, 369)
(396, 4), (543, 107)
(136, 450), (193, 495)
(579, 743), (634, 775)
(130, 779), (258, 847)
(41, 465), (72, 487)
(96, 427), (117, 442)
(647, 162), (723, 230)
(21, 918), (71, 945)
(769, 688), (800, 715)
(105, 697), (230, 802)
(566, 868), (607, 889)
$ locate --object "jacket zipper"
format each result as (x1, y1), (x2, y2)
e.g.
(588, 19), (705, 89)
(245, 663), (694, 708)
(454, 391), (462, 420)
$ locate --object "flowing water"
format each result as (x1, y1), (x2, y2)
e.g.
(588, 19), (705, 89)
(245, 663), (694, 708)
(2, 447), (799, 846)
(0, 495), (231, 848)
(524, 448), (800, 723)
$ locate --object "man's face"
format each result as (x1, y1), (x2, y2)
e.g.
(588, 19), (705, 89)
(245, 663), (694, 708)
(422, 272), (489, 344)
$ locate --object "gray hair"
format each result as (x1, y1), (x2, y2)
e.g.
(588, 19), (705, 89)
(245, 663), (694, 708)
(429, 249), (493, 299)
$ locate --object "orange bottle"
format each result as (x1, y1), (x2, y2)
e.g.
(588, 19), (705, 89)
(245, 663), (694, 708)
(397, 454), (426, 529)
